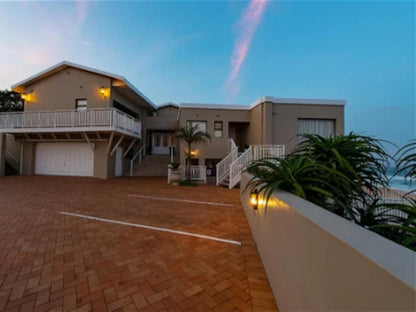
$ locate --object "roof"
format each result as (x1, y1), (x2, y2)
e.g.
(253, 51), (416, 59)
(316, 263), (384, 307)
(157, 102), (179, 109)
(11, 61), (157, 109)
(179, 97), (346, 111)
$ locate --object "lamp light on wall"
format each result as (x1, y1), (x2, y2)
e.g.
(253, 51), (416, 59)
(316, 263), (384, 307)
(21, 92), (32, 102)
(190, 150), (197, 156)
(250, 189), (259, 210)
(99, 87), (108, 98)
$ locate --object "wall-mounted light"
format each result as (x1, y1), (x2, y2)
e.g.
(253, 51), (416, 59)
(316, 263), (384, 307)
(99, 87), (109, 98)
(21, 92), (33, 102)
(190, 150), (197, 156)
(250, 189), (259, 210)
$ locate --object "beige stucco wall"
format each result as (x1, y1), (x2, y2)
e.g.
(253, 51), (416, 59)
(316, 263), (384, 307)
(22, 142), (36, 175)
(19, 139), (123, 179)
(240, 173), (416, 311)
(22, 67), (111, 112)
(110, 88), (144, 118)
(178, 108), (250, 164)
(143, 106), (179, 131)
(93, 142), (109, 179)
(271, 103), (344, 151)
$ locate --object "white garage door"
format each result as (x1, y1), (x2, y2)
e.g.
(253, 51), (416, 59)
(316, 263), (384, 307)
(35, 143), (94, 176)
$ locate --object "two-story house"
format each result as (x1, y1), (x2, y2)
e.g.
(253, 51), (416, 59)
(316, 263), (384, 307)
(0, 61), (344, 187)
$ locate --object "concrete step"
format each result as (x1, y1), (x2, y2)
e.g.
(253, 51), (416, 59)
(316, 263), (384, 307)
(132, 168), (168, 177)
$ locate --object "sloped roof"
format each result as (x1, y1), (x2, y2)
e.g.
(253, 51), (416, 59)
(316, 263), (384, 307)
(11, 61), (157, 109)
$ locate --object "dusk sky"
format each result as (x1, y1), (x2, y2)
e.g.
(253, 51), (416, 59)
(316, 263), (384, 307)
(0, 0), (414, 152)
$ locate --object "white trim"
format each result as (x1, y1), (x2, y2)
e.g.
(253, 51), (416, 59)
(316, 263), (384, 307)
(180, 103), (249, 110)
(179, 97), (345, 111)
(249, 96), (346, 108)
(157, 102), (179, 108)
(59, 211), (241, 246)
(11, 60), (157, 109)
(128, 194), (234, 207)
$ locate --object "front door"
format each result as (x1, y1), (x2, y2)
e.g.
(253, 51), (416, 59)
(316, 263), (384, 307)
(152, 132), (173, 155)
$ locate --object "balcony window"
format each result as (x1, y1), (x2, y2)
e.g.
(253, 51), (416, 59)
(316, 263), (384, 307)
(76, 99), (87, 111)
(298, 119), (335, 139)
(186, 120), (207, 132)
(214, 121), (223, 138)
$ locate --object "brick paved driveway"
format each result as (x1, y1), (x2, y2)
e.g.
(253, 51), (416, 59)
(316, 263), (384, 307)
(0, 176), (277, 312)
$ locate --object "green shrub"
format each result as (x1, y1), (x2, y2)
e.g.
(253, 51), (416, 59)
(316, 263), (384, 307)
(179, 180), (197, 187)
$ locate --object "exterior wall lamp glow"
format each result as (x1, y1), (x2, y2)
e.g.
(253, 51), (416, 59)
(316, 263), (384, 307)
(250, 189), (259, 210)
(99, 87), (108, 98)
(21, 92), (32, 102)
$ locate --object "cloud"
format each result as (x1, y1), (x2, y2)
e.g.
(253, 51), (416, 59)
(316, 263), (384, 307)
(0, 1), (93, 89)
(225, 0), (268, 98)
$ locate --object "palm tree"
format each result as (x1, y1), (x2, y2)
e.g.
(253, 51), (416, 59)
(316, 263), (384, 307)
(395, 139), (416, 192)
(175, 125), (211, 181)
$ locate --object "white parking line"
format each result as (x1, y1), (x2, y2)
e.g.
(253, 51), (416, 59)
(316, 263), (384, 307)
(59, 211), (241, 246)
(127, 194), (235, 207)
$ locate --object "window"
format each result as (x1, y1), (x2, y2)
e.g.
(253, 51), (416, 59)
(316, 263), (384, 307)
(297, 119), (335, 139)
(186, 120), (207, 132)
(76, 99), (87, 111)
(214, 121), (223, 138)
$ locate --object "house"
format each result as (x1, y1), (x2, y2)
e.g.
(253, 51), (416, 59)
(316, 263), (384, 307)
(0, 61), (345, 186)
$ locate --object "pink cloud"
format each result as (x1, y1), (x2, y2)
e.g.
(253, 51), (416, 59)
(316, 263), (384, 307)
(226, 0), (268, 97)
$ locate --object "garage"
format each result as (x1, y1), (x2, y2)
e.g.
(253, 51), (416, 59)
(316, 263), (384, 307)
(35, 142), (94, 176)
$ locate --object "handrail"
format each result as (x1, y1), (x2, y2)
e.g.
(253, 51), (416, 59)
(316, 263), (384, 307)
(5, 147), (19, 163)
(228, 144), (285, 189)
(216, 138), (238, 185)
(0, 108), (141, 137)
(229, 147), (253, 189)
(180, 165), (207, 182)
(130, 143), (146, 176)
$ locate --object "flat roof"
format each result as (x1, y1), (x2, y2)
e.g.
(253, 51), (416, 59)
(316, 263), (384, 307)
(179, 96), (346, 111)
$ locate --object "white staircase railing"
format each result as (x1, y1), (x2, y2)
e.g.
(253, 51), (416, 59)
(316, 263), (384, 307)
(5, 147), (20, 173)
(129, 143), (146, 176)
(228, 144), (285, 189)
(229, 148), (253, 189)
(216, 138), (238, 185)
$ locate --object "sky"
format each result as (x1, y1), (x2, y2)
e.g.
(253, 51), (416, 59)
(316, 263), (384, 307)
(0, 0), (414, 152)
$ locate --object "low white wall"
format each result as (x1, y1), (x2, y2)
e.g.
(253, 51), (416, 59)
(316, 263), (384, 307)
(240, 173), (416, 311)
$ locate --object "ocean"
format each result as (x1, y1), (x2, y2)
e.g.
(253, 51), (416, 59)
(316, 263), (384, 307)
(388, 175), (414, 192)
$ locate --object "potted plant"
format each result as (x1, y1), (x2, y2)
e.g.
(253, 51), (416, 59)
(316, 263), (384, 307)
(169, 162), (181, 185)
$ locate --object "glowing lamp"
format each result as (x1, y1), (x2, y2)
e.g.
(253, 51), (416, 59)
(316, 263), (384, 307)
(190, 150), (196, 156)
(250, 189), (259, 210)
(21, 93), (27, 100)
(99, 87), (108, 98)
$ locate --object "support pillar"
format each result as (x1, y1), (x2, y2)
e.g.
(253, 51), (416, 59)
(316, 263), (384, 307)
(0, 134), (6, 178)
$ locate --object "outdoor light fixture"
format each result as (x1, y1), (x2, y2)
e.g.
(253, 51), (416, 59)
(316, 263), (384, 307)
(250, 189), (259, 210)
(99, 87), (108, 98)
(21, 92), (32, 102)
(190, 150), (196, 156)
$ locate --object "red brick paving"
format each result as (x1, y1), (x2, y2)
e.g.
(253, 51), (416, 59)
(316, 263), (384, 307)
(0, 176), (278, 311)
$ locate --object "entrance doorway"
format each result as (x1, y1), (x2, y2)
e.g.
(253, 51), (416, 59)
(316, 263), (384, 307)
(150, 131), (175, 155)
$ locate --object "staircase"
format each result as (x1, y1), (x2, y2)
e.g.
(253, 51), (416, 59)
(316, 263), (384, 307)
(130, 155), (176, 177)
(5, 134), (21, 174)
(217, 140), (285, 189)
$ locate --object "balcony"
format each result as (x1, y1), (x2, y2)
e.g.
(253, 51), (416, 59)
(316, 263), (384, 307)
(0, 108), (141, 138)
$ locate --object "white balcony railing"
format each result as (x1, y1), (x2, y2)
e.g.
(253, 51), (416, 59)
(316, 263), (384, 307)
(181, 165), (207, 182)
(0, 108), (141, 137)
